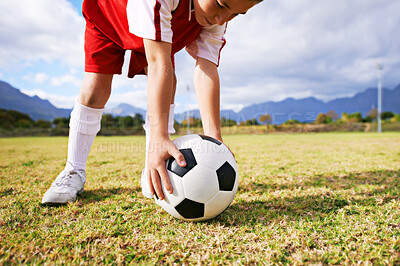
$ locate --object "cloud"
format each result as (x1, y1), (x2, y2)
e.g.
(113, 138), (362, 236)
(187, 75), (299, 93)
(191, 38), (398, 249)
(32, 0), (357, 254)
(51, 74), (82, 87)
(20, 88), (76, 109)
(2, 0), (399, 114)
(217, 0), (400, 107)
(107, 90), (148, 110)
(23, 72), (49, 84)
(0, 0), (84, 70)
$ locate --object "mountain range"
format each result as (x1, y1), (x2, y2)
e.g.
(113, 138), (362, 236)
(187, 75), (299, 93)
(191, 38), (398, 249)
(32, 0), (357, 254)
(0, 81), (71, 121)
(0, 80), (399, 123)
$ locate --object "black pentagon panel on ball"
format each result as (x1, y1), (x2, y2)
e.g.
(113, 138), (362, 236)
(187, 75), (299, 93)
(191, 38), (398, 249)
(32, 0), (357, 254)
(216, 161), (236, 191)
(199, 134), (222, 146)
(175, 198), (205, 219)
(167, 148), (197, 177)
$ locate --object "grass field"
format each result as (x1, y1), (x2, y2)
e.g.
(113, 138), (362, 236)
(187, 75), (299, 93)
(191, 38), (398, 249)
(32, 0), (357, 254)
(0, 133), (399, 264)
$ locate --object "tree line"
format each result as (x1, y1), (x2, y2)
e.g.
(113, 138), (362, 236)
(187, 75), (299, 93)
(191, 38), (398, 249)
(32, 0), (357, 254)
(1, 108), (399, 134)
(0, 109), (145, 134)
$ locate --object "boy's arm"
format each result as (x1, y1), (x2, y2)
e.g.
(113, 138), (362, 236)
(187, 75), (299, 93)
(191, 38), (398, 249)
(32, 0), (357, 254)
(143, 39), (186, 200)
(193, 57), (222, 142)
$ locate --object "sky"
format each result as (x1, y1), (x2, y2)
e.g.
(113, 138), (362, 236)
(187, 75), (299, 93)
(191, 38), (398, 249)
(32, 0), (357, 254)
(0, 0), (399, 113)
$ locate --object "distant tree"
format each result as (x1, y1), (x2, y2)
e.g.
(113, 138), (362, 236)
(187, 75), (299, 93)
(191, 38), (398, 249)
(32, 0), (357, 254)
(315, 113), (329, 124)
(7, 110), (32, 121)
(182, 117), (201, 127)
(174, 120), (181, 129)
(194, 117), (202, 127)
(363, 116), (373, 123)
(52, 117), (69, 128)
(391, 114), (400, 122)
(221, 117), (237, 127)
(259, 113), (272, 125)
(283, 119), (301, 125)
(0, 109), (14, 129)
(342, 112), (362, 123)
(133, 113), (145, 126)
(15, 119), (33, 128)
(244, 118), (259, 126)
(326, 110), (339, 121)
(102, 114), (116, 129)
(381, 111), (394, 120)
(34, 119), (52, 128)
(365, 108), (378, 122)
(116, 116), (134, 128)
(115, 114), (144, 131)
(0, 109), (36, 129)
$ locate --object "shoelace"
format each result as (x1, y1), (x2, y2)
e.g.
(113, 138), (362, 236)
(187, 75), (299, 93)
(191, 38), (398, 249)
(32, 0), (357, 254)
(54, 170), (78, 187)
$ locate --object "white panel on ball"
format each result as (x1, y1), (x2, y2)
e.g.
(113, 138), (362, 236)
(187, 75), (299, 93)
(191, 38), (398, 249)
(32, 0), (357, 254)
(181, 166), (219, 203)
(192, 140), (228, 171)
(204, 191), (236, 218)
(156, 200), (184, 220)
(173, 134), (202, 149)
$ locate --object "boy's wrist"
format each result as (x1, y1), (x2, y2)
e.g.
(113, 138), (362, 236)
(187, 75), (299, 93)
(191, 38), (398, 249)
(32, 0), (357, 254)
(150, 130), (169, 140)
(204, 130), (222, 142)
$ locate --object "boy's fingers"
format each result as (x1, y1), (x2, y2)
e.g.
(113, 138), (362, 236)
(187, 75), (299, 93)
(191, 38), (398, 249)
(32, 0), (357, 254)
(147, 169), (155, 196)
(169, 145), (186, 167)
(159, 166), (173, 194)
(151, 169), (164, 200)
(151, 169), (165, 200)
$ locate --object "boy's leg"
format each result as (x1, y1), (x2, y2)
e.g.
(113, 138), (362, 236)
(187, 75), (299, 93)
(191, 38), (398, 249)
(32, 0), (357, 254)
(42, 72), (112, 205)
(67, 73), (112, 170)
(141, 74), (177, 198)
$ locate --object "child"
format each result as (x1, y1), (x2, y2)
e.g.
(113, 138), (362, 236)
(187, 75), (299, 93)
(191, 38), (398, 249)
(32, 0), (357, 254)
(42, 0), (260, 204)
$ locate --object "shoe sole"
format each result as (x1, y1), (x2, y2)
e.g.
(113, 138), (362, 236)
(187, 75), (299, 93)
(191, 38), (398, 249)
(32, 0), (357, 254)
(42, 188), (84, 205)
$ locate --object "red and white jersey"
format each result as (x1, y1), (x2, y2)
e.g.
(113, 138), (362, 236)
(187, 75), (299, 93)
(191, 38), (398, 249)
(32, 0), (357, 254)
(82, 0), (226, 77)
(127, 0), (226, 65)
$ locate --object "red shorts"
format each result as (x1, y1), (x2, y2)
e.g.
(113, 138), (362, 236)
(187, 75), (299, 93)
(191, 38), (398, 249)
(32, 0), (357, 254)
(82, 0), (202, 78)
(84, 19), (126, 75)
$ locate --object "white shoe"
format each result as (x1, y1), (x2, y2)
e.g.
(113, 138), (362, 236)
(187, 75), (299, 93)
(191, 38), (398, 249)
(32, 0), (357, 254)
(141, 168), (153, 199)
(42, 163), (86, 205)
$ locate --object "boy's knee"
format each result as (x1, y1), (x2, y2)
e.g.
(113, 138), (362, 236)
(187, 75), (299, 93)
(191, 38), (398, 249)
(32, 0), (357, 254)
(79, 73), (113, 108)
(78, 93), (107, 108)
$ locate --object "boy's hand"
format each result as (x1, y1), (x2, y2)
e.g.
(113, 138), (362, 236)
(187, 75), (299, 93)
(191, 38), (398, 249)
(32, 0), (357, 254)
(147, 136), (187, 200)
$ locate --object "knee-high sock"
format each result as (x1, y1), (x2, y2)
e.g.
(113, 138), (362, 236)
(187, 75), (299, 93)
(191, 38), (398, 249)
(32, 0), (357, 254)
(67, 101), (104, 171)
(143, 104), (176, 172)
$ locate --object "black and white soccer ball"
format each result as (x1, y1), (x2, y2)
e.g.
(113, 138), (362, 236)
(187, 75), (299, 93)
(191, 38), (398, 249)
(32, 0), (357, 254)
(154, 134), (238, 221)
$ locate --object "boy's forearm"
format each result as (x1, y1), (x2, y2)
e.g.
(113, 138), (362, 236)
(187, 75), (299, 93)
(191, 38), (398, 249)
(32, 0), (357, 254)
(144, 39), (174, 138)
(194, 58), (222, 141)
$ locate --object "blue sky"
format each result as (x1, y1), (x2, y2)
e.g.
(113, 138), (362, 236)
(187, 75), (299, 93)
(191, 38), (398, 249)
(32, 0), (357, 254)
(0, 0), (399, 113)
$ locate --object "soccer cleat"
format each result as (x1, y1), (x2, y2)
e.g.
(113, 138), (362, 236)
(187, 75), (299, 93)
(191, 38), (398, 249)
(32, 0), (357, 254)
(141, 168), (153, 199)
(41, 163), (86, 205)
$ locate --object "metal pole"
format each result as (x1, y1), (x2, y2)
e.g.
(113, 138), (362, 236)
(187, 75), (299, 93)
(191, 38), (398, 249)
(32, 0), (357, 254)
(376, 62), (383, 133)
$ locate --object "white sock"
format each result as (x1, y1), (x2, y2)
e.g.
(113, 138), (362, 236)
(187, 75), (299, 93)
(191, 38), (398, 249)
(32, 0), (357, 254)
(67, 101), (104, 171)
(168, 103), (176, 135)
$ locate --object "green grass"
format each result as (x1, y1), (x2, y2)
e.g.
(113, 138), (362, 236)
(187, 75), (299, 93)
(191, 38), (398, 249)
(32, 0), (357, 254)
(1, 133), (399, 264)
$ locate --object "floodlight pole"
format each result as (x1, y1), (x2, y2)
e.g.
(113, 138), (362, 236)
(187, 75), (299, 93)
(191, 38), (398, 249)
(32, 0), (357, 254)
(376, 62), (383, 133)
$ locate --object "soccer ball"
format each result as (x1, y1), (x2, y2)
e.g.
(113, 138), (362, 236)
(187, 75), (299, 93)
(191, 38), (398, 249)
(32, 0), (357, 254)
(154, 134), (238, 221)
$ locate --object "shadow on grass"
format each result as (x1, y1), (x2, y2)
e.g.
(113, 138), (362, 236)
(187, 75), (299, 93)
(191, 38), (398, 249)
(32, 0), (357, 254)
(78, 187), (141, 203)
(212, 169), (400, 226)
(39, 187), (142, 207)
